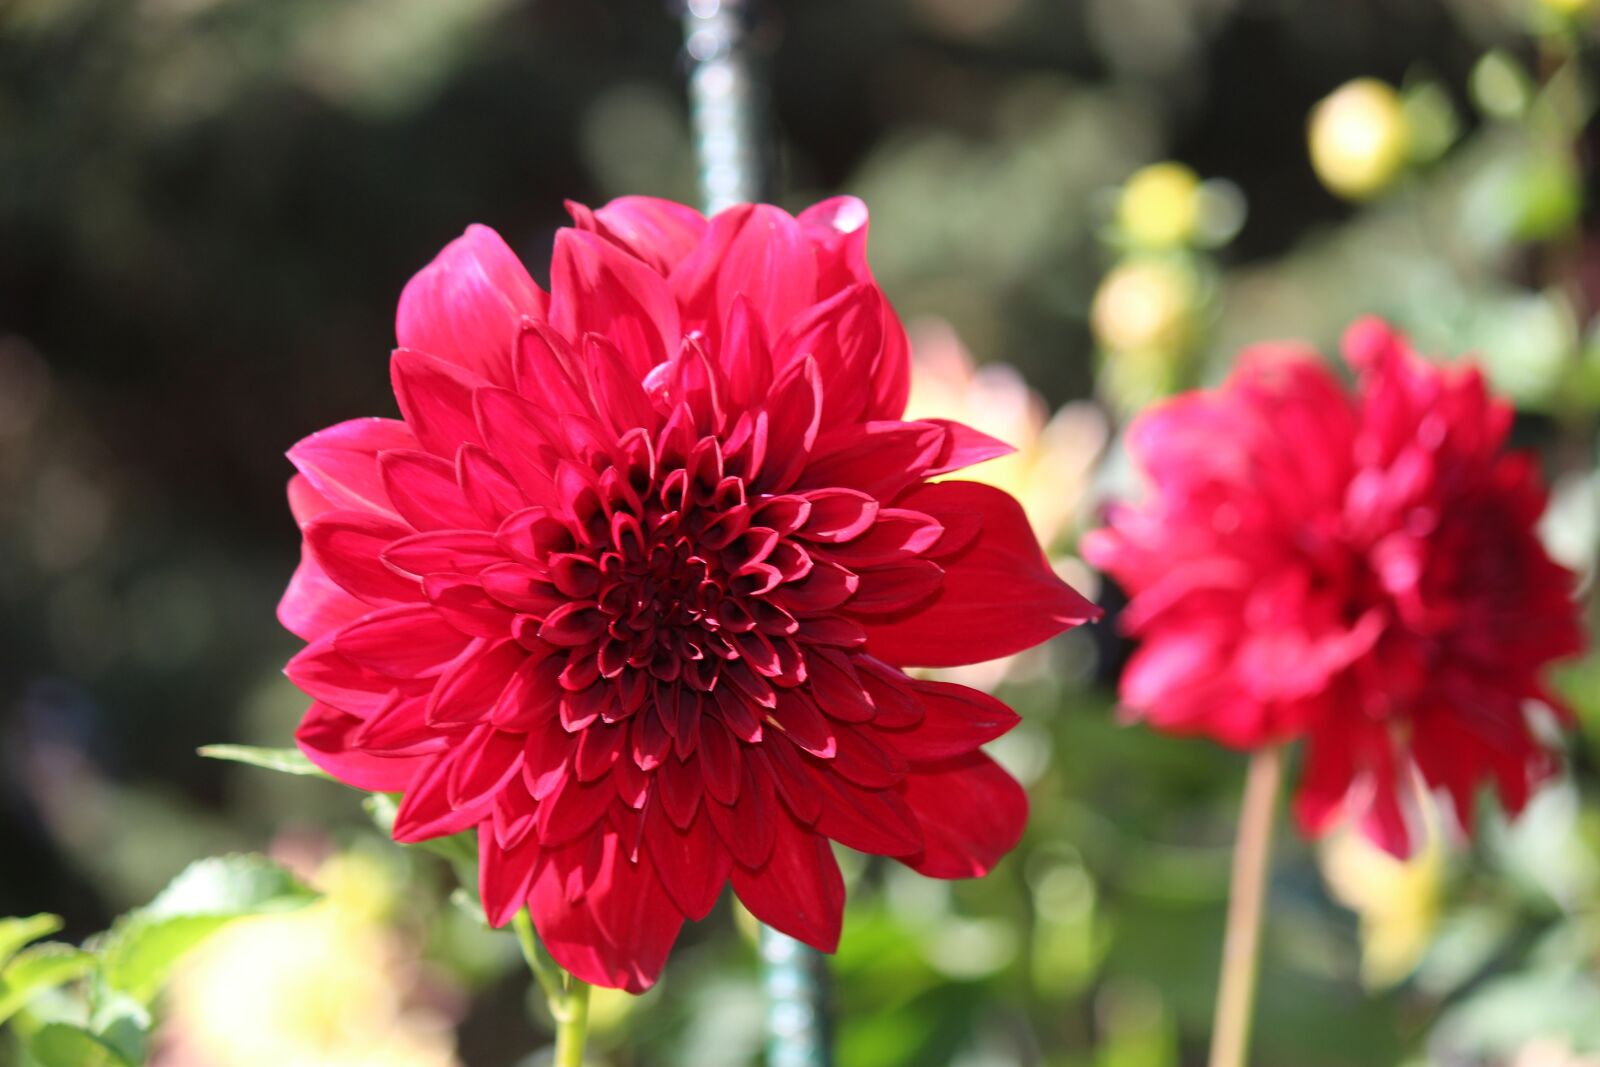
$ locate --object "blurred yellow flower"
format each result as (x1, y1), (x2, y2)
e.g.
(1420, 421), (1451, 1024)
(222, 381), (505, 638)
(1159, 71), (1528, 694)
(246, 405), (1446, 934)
(1534, 0), (1592, 16)
(1090, 258), (1198, 356)
(1118, 162), (1203, 250)
(156, 848), (460, 1067)
(1318, 801), (1444, 989)
(1308, 78), (1411, 200)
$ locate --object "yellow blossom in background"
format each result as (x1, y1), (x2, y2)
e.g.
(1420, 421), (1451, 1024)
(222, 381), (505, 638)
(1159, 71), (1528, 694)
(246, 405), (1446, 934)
(1318, 798), (1445, 989)
(1308, 78), (1411, 200)
(156, 847), (460, 1067)
(1089, 258), (1198, 357)
(1534, 0), (1592, 16)
(1118, 162), (1203, 249)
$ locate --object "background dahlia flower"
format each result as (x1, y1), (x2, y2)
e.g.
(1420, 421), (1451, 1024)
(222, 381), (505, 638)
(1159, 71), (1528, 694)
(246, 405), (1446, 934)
(277, 196), (1099, 991)
(1085, 318), (1586, 856)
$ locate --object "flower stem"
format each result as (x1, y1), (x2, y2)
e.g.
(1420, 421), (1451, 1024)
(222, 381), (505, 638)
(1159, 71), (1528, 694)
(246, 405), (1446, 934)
(512, 909), (591, 1066)
(552, 977), (591, 1067)
(1208, 746), (1283, 1067)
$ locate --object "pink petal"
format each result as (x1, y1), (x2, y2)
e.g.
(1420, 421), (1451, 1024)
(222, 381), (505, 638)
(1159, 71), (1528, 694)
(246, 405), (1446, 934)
(396, 224), (546, 386)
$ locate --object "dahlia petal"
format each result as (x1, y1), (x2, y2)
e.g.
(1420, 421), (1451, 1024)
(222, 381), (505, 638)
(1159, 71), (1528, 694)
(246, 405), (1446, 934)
(383, 530), (505, 579)
(578, 195), (708, 274)
(804, 650), (875, 723)
(350, 691), (437, 750)
(287, 472), (337, 525)
(924, 418), (1015, 476)
(378, 449), (480, 531)
(446, 725), (526, 808)
(698, 717), (741, 804)
(798, 420), (945, 500)
(575, 721), (626, 781)
(471, 387), (563, 501)
(771, 559), (859, 616)
(657, 751), (705, 829)
(730, 811), (844, 952)
(585, 333), (659, 438)
(396, 224), (546, 386)
(304, 512), (421, 604)
(761, 738), (823, 825)
(721, 297), (776, 409)
(285, 632), (397, 716)
(536, 772), (616, 846)
(805, 759), (923, 857)
(393, 754), (491, 842)
(897, 752), (1027, 878)
(334, 603), (473, 677)
(847, 559), (943, 614)
(796, 195), (870, 292)
(390, 348), (489, 458)
(427, 638), (524, 725)
(480, 832), (540, 928)
(512, 321), (596, 420)
(771, 689), (836, 758)
(878, 679), (1021, 761)
(829, 725), (906, 789)
(861, 481), (1099, 667)
(549, 228), (680, 378)
(670, 204), (817, 350)
(708, 753), (777, 868)
(479, 562), (565, 614)
(797, 488), (878, 542)
(287, 417), (414, 517)
(853, 659), (925, 728)
(278, 550), (369, 641)
(644, 799), (730, 921)
(772, 284), (887, 426)
(457, 444), (527, 526)
(760, 356), (823, 491)
(423, 574), (515, 639)
(823, 508), (944, 567)
(492, 652), (565, 731)
(530, 836), (685, 993)
(295, 701), (428, 791)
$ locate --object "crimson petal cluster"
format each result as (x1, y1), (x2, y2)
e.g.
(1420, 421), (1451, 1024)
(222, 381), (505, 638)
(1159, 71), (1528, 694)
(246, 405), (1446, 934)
(280, 196), (1099, 991)
(1086, 319), (1586, 856)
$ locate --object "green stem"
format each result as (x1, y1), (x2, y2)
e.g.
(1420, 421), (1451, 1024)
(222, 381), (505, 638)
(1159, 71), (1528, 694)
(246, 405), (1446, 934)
(512, 908), (591, 1066)
(1207, 746), (1282, 1067)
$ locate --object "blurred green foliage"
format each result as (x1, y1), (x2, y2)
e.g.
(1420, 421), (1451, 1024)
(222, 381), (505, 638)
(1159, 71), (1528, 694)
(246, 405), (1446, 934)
(2, 1), (1598, 1066)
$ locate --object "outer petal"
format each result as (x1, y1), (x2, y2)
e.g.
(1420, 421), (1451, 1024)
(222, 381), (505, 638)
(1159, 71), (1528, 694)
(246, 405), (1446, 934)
(859, 481), (1101, 667)
(295, 700), (431, 791)
(396, 224), (546, 386)
(730, 810), (844, 952)
(896, 752), (1027, 878)
(529, 835), (686, 993)
(548, 228), (681, 379)
(571, 196), (709, 275)
(286, 418), (415, 517)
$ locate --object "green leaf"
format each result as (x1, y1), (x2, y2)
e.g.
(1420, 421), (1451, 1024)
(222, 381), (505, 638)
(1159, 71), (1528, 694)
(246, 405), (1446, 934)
(0, 916), (63, 970)
(99, 855), (317, 1004)
(23, 1023), (131, 1067)
(88, 992), (151, 1066)
(0, 945), (97, 1027)
(197, 744), (330, 778)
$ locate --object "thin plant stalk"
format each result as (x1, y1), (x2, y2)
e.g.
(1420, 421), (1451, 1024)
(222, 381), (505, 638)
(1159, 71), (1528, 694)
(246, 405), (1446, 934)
(513, 908), (592, 1066)
(1207, 746), (1283, 1067)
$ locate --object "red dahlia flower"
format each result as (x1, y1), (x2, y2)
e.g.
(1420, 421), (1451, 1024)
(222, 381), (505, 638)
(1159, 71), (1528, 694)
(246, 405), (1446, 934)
(278, 197), (1099, 991)
(1085, 319), (1586, 856)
